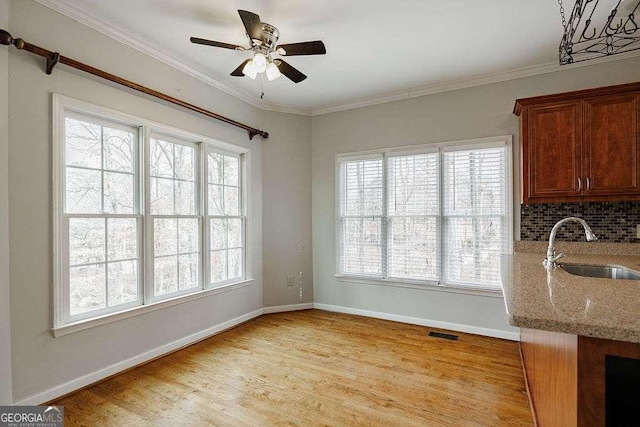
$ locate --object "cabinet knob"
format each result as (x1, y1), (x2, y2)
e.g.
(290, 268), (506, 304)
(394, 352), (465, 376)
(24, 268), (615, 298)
(586, 177), (590, 190)
(577, 178), (582, 192)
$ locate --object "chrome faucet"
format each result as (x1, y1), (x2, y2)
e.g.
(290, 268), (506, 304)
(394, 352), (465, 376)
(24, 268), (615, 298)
(543, 217), (598, 269)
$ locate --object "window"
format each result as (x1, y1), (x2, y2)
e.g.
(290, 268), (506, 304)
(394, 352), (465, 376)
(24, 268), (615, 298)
(388, 152), (439, 281)
(148, 136), (200, 299)
(339, 157), (384, 276)
(337, 137), (512, 292)
(442, 147), (508, 288)
(53, 95), (249, 329)
(207, 150), (244, 285)
(64, 114), (141, 319)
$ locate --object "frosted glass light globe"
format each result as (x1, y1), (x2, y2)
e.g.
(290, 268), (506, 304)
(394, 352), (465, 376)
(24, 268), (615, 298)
(252, 53), (267, 73)
(242, 60), (258, 79)
(266, 62), (281, 81)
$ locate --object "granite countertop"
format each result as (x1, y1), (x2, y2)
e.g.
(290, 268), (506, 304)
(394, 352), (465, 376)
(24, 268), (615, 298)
(501, 242), (640, 343)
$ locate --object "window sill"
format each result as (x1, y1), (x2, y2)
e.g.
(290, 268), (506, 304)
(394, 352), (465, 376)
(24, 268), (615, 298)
(334, 275), (503, 298)
(52, 279), (254, 337)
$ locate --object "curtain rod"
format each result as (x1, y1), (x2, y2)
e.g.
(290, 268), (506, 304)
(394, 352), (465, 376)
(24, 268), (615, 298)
(0, 29), (269, 140)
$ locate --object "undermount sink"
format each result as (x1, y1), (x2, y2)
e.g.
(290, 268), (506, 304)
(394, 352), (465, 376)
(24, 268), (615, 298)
(560, 263), (640, 281)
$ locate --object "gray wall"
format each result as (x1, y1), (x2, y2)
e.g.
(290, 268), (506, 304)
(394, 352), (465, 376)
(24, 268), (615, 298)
(311, 56), (640, 336)
(262, 111), (313, 307)
(0, 0), (13, 406)
(8, 0), (269, 402)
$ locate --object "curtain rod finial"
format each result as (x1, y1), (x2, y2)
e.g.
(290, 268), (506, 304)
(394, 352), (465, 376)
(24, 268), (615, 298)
(0, 29), (13, 46)
(249, 130), (269, 140)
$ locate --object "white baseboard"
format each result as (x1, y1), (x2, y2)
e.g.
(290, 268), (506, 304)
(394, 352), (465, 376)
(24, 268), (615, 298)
(263, 303), (314, 314)
(14, 309), (264, 406)
(313, 303), (520, 341)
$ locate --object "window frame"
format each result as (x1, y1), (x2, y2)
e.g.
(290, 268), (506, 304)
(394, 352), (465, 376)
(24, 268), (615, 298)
(335, 136), (513, 296)
(385, 148), (441, 283)
(61, 112), (144, 324)
(205, 146), (247, 288)
(52, 94), (252, 336)
(336, 152), (385, 278)
(146, 133), (203, 303)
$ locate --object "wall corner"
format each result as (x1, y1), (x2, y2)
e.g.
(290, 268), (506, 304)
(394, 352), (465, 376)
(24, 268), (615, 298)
(0, 0), (13, 406)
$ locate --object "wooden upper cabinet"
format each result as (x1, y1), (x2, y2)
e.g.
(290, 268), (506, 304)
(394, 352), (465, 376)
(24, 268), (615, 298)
(525, 101), (582, 202)
(583, 94), (639, 196)
(514, 82), (640, 204)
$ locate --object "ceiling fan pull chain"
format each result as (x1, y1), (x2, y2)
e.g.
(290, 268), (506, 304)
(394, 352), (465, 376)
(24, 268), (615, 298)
(260, 73), (265, 99)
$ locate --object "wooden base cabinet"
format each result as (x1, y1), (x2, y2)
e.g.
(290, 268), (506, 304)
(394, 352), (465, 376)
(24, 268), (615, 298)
(520, 329), (578, 426)
(520, 328), (640, 426)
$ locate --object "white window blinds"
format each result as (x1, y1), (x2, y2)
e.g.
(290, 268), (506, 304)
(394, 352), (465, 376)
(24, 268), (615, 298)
(387, 153), (439, 281)
(443, 147), (507, 289)
(338, 157), (384, 276)
(336, 138), (511, 292)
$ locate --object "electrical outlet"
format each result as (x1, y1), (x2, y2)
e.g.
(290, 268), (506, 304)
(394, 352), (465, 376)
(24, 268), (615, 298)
(286, 276), (295, 287)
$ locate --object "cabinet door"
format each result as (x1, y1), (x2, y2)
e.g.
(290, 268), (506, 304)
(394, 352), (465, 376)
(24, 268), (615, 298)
(524, 101), (582, 203)
(583, 94), (639, 198)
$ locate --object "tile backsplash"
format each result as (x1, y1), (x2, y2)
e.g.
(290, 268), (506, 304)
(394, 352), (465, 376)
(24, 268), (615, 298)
(520, 202), (640, 242)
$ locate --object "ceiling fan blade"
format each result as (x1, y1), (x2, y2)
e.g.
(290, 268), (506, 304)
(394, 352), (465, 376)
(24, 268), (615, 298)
(190, 37), (242, 50)
(276, 41), (326, 56)
(230, 59), (251, 77)
(277, 59), (307, 83)
(238, 10), (263, 42)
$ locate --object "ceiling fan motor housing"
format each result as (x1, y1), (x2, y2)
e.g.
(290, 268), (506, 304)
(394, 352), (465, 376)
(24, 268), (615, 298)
(260, 23), (279, 49)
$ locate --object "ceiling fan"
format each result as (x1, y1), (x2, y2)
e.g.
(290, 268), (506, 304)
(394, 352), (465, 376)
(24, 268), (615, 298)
(190, 9), (326, 83)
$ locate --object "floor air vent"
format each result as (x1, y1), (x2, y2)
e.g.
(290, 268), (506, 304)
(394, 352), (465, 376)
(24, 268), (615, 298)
(428, 331), (458, 341)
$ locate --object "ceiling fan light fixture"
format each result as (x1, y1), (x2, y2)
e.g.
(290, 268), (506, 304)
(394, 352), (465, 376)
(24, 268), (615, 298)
(265, 62), (281, 81)
(191, 10), (326, 84)
(252, 52), (267, 73)
(242, 60), (258, 79)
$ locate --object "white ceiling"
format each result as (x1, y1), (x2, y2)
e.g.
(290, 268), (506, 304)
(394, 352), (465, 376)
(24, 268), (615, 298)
(35, 0), (637, 115)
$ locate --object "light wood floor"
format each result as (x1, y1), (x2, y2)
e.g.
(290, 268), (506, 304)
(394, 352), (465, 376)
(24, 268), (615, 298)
(54, 310), (533, 426)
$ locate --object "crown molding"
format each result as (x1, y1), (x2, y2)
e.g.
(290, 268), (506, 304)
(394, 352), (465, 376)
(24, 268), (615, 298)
(260, 102), (311, 115)
(310, 49), (640, 116)
(32, 0), (312, 116)
(32, 0), (640, 118)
